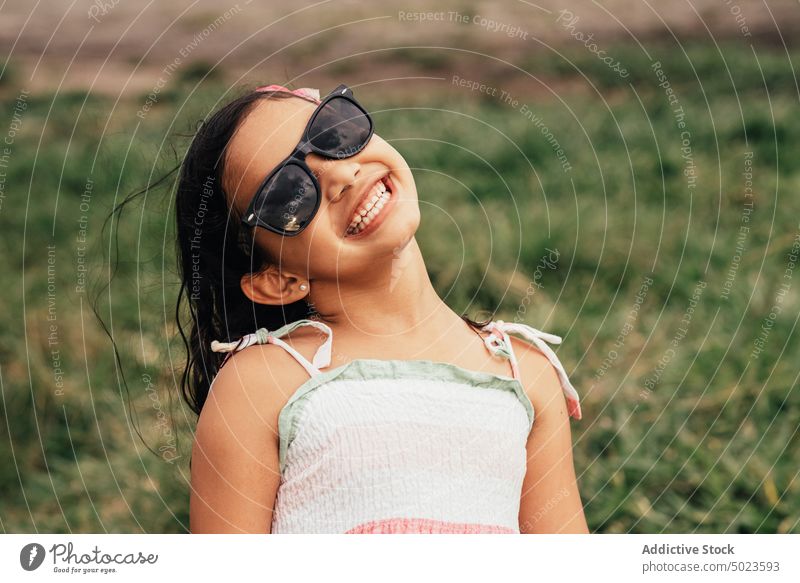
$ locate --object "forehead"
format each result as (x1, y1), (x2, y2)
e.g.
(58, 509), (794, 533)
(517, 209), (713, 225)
(224, 96), (318, 210)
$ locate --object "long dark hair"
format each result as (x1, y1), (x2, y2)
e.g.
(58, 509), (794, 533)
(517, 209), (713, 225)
(108, 86), (492, 421)
(173, 89), (311, 416)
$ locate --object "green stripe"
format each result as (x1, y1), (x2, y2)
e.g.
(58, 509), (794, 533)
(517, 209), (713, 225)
(252, 317), (322, 344)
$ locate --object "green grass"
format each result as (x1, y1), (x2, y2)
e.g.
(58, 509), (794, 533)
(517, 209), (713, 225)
(1, 41), (798, 533)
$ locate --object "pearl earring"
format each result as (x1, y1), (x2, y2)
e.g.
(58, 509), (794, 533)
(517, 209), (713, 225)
(300, 283), (308, 291)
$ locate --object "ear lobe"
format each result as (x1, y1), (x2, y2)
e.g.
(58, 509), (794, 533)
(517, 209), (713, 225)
(240, 267), (306, 305)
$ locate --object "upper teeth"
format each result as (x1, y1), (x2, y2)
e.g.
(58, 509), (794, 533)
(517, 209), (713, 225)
(346, 179), (391, 235)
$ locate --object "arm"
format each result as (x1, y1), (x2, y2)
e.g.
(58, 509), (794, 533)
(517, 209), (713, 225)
(512, 338), (589, 534)
(189, 348), (286, 533)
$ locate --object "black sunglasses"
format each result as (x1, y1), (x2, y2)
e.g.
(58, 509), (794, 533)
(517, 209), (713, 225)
(242, 84), (374, 236)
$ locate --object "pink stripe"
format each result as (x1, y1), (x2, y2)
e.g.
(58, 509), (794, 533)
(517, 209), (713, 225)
(568, 397), (582, 420)
(346, 518), (516, 534)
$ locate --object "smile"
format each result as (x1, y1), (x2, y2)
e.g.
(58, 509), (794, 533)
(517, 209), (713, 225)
(345, 175), (394, 237)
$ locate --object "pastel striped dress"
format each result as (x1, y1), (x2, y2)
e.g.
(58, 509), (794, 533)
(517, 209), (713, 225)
(211, 318), (582, 534)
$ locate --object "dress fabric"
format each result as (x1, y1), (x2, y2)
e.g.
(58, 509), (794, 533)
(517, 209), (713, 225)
(211, 318), (582, 534)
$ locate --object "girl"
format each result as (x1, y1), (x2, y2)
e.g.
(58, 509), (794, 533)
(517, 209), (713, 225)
(180, 83), (588, 534)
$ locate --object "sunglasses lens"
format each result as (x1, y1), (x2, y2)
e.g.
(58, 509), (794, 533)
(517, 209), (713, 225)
(308, 97), (372, 157)
(249, 164), (317, 234)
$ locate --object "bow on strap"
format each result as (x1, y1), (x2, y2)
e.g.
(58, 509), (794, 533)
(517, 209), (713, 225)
(210, 319), (333, 376)
(254, 84), (321, 104)
(481, 319), (582, 420)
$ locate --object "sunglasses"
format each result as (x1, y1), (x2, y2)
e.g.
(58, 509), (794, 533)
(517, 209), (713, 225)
(242, 84), (374, 236)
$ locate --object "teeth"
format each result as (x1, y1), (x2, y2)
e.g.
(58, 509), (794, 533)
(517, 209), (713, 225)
(346, 178), (392, 236)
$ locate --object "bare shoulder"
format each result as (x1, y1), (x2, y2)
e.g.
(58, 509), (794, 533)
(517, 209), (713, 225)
(198, 342), (314, 432)
(507, 334), (569, 419)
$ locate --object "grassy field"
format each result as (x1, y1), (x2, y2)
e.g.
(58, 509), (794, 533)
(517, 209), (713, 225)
(1, 41), (798, 533)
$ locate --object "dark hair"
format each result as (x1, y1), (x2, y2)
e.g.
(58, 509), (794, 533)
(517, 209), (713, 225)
(108, 86), (493, 420)
(174, 89), (310, 416)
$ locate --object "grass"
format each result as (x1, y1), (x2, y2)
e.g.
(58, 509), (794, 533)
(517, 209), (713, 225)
(1, 40), (798, 533)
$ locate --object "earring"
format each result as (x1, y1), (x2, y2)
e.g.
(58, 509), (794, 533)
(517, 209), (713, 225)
(300, 283), (308, 291)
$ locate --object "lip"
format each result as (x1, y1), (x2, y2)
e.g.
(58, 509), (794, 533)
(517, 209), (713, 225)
(344, 174), (397, 239)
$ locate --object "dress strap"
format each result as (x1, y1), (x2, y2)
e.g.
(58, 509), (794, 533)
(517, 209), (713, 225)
(210, 318), (333, 378)
(480, 319), (582, 420)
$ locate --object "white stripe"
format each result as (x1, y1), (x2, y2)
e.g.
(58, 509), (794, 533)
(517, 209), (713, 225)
(272, 379), (529, 533)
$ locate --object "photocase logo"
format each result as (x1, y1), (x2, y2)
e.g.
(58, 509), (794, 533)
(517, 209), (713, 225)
(20, 543), (46, 571)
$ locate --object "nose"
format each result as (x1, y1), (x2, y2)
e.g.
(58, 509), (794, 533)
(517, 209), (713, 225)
(307, 154), (361, 202)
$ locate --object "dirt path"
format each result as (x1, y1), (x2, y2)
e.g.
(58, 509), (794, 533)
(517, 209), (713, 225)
(1, 0), (797, 96)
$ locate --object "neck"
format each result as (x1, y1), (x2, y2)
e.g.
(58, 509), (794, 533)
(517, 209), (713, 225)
(309, 237), (464, 337)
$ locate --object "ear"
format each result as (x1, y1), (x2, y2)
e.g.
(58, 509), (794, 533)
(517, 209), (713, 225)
(240, 265), (308, 305)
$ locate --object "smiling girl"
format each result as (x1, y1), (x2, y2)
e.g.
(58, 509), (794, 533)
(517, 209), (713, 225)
(180, 83), (587, 534)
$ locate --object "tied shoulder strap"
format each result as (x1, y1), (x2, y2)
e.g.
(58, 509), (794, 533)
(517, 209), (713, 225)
(210, 318), (333, 377)
(481, 319), (582, 420)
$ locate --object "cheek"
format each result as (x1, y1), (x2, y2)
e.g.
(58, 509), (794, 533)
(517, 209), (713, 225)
(252, 229), (306, 269)
(379, 145), (416, 195)
(379, 141), (403, 165)
(305, 232), (343, 277)
(299, 208), (343, 273)
(368, 135), (400, 163)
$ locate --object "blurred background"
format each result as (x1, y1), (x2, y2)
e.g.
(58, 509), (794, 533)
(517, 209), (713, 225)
(1, 0), (798, 533)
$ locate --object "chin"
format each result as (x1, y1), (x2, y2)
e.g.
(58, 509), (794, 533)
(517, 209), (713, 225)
(382, 201), (420, 245)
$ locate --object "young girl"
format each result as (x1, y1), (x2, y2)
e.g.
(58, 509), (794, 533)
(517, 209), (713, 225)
(179, 83), (588, 534)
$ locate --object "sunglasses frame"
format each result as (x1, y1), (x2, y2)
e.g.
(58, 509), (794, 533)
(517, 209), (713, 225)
(241, 84), (374, 236)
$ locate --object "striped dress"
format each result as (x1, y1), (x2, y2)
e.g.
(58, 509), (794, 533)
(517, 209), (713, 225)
(211, 318), (582, 534)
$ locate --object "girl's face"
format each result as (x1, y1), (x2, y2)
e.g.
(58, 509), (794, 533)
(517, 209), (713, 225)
(223, 95), (420, 281)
